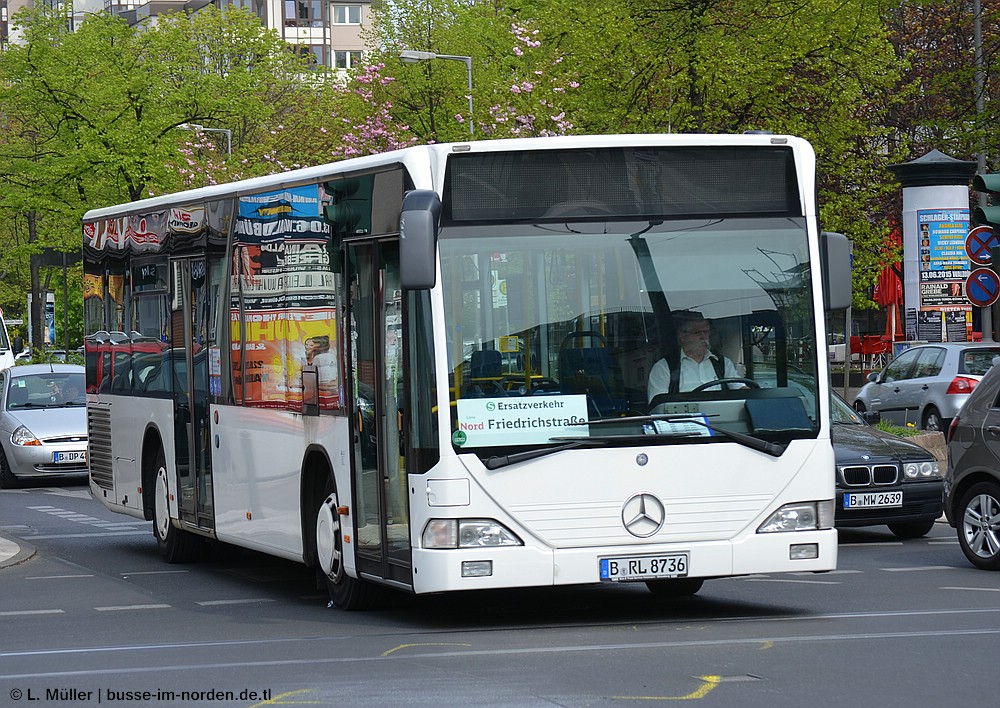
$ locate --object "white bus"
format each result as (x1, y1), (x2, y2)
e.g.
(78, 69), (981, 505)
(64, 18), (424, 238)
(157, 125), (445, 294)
(83, 134), (851, 609)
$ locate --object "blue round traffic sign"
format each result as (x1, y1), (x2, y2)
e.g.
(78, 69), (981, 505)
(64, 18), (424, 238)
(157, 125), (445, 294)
(966, 267), (1000, 307)
(966, 226), (999, 265)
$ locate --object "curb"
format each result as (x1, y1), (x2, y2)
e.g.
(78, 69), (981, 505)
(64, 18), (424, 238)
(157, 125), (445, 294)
(0, 535), (35, 569)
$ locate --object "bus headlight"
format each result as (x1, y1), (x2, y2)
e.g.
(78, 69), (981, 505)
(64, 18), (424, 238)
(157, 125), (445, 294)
(421, 519), (523, 549)
(758, 501), (834, 533)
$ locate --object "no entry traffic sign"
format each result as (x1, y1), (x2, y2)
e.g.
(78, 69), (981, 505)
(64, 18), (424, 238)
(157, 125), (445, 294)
(966, 226), (999, 265)
(966, 267), (1000, 307)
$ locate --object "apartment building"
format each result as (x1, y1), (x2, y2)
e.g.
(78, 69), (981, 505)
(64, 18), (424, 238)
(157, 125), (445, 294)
(1, 0), (371, 71)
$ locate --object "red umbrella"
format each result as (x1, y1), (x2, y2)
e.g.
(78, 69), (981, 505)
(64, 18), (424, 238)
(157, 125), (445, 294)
(873, 266), (903, 338)
(873, 220), (904, 339)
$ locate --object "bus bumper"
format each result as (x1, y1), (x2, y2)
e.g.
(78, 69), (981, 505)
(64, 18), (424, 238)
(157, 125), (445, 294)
(409, 528), (838, 594)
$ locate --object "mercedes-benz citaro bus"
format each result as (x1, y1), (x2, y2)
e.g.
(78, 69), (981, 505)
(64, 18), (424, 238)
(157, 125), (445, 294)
(83, 134), (851, 609)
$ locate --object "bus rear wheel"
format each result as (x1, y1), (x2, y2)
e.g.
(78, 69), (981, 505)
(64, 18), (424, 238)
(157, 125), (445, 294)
(152, 450), (200, 563)
(316, 480), (373, 610)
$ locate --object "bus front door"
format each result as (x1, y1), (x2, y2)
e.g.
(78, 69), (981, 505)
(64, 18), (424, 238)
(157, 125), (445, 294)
(346, 240), (412, 586)
(170, 257), (215, 531)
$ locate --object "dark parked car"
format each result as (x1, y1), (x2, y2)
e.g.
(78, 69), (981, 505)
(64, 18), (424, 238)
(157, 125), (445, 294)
(832, 392), (943, 538)
(944, 359), (1000, 570)
(853, 342), (1000, 431)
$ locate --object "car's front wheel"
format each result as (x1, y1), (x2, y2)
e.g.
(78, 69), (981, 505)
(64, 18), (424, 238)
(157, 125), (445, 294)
(957, 481), (1000, 570)
(0, 447), (19, 489)
(888, 519), (936, 539)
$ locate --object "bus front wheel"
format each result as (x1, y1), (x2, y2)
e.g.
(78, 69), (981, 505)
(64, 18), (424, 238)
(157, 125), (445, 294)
(645, 578), (704, 597)
(316, 480), (373, 610)
(152, 450), (200, 563)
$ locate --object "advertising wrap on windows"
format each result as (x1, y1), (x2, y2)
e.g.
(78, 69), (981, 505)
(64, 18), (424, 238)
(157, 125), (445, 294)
(232, 185), (341, 410)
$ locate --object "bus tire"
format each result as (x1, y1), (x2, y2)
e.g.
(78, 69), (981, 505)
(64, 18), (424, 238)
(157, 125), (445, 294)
(152, 448), (200, 563)
(316, 477), (372, 610)
(645, 578), (704, 597)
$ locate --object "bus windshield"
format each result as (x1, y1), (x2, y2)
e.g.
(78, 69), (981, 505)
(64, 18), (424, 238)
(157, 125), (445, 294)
(441, 215), (819, 454)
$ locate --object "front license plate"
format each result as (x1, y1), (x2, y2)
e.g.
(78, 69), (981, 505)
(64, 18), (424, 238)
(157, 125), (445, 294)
(843, 491), (902, 509)
(600, 553), (688, 582)
(53, 450), (86, 464)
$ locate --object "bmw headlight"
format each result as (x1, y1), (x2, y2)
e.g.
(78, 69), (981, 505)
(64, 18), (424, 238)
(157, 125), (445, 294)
(11, 425), (41, 447)
(904, 460), (940, 479)
(421, 519), (523, 549)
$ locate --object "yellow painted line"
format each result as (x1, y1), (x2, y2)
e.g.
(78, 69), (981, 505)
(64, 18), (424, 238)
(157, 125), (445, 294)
(609, 675), (721, 700)
(248, 688), (321, 706)
(382, 642), (472, 656)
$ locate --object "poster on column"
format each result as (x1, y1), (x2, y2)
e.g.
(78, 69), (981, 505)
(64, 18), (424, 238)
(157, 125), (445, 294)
(916, 310), (943, 342)
(919, 280), (967, 308)
(917, 209), (971, 288)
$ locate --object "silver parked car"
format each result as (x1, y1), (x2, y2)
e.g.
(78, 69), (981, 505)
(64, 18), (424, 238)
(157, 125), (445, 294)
(852, 342), (1000, 431)
(0, 364), (87, 488)
(945, 361), (1000, 570)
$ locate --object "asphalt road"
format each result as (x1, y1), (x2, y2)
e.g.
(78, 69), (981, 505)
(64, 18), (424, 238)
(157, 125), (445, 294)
(2, 482), (999, 708)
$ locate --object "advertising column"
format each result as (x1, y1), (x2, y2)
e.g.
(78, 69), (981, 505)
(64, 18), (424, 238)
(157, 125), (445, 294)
(889, 150), (977, 342)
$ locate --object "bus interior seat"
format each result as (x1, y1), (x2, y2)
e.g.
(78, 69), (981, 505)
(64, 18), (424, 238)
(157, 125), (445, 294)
(558, 331), (626, 416)
(471, 349), (502, 379)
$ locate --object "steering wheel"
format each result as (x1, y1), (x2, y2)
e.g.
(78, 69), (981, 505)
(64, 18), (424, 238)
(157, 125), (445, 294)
(689, 377), (760, 393)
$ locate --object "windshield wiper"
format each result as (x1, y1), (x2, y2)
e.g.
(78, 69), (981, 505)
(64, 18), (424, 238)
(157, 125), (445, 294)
(577, 414), (787, 457)
(484, 440), (600, 470)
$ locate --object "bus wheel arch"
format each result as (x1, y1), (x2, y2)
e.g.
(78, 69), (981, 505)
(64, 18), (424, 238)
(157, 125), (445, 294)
(143, 430), (199, 563)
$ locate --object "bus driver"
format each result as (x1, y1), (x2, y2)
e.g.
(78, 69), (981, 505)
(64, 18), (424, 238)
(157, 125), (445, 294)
(647, 311), (742, 399)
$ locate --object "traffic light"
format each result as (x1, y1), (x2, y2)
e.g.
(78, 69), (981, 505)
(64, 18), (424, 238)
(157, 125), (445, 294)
(972, 173), (1000, 227)
(323, 176), (373, 273)
(323, 176), (373, 238)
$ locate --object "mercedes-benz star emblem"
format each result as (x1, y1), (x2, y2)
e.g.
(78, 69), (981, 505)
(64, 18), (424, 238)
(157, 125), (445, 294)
(622, 492), (666, 538)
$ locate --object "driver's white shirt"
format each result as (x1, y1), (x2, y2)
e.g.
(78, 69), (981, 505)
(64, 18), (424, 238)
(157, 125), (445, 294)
(647, 351), (740, 400)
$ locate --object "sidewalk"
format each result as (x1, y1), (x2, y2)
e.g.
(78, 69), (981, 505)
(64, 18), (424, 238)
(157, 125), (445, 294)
(0, 534), (34, 568)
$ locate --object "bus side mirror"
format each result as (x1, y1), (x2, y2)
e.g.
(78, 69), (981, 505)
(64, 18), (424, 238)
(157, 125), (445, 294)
(821, 231), (852, 311)
(400, 190), (440, 290)
(12, 336), (23, 355)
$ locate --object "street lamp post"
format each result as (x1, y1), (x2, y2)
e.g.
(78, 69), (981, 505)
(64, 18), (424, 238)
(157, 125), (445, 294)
(178, 122), (232, 155)
(399, 49), (474, 138)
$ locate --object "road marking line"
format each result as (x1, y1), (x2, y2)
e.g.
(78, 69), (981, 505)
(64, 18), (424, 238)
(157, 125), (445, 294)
(120, 570), (189, 576)
(881, 566), (954, 572)
(95, 604), (172, 611)
(29, 532), (150, 539)
(196, 599), (276, 606)
(25, 574), (95, 580)
(839, 542), (902, 547)
(790, 569), (861, 575)
(610, 674), (721, 700)
(740, 578), (840, 585)
(0, 609), (65, 616)
(941, 586), (1000, 592)
(382, 643), (472, 657)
